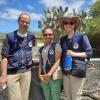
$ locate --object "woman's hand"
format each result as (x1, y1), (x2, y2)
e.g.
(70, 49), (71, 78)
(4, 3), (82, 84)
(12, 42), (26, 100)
(66, 50), (74, 56)
(39, 75), (49, 83)
(43, 73), (51, 82)
(39, 75), (44, 81)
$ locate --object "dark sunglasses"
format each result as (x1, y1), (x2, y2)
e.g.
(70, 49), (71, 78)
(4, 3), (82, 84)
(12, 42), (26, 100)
(63, 21), (74, 25)
(43, 34), (53, 37)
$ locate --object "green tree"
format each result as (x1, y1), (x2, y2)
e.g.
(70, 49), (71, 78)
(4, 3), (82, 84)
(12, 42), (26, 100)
(84, 0), (100, 57)
(85, 0), (100, 34)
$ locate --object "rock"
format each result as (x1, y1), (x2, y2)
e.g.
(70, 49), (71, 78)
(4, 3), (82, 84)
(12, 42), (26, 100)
(82, 60), (100, 100)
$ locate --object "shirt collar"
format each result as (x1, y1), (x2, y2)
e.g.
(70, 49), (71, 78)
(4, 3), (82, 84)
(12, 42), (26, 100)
(17, 31), (27, 37)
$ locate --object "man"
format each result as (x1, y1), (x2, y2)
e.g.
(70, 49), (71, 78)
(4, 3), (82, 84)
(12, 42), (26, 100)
(0, 13), (35, 100)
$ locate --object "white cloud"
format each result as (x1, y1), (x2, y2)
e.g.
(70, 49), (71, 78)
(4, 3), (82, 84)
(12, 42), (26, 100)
(27, 5), (34, 10)
(91, 0), (96, 3)
(0, 0), (7, 4)
(40, 0), (85, 13)
(67, 0), (85, 13)
(30, 13), (42, 20)
(40, 0), (68, 8)
(0, 9), (22, 20)
(0, 8), (42, 21)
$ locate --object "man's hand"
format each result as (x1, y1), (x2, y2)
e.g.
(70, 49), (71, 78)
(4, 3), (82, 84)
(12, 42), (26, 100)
(0, 73), (7, 86)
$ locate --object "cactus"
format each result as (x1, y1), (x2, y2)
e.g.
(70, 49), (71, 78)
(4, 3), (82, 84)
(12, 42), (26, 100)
(38, 6), (68, 42)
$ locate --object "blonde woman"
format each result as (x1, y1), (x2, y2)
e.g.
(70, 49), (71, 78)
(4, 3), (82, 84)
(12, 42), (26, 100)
(59, 13), (93, 100)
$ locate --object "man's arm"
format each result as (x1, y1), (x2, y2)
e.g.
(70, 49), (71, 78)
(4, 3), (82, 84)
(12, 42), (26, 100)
(0, 57), (8, 86)
(0, 36), (10, 86)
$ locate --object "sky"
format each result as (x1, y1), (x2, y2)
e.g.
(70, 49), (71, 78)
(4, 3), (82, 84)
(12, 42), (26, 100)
(0, 0), (96, 33)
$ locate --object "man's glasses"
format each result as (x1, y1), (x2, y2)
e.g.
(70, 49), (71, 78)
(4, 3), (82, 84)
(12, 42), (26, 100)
(63, 21), (74, 26)
(43, 33), (53, 37)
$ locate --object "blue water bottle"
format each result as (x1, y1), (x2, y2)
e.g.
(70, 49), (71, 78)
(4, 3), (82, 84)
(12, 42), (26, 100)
(64, 55), (72, 70)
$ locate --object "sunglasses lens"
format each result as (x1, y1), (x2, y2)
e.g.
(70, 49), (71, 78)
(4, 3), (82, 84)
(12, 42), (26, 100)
(70, 22), (74, 25)
(64, 22), (74, 25)
(44, 34), (52, 36)
(64, 22), (68, 25)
